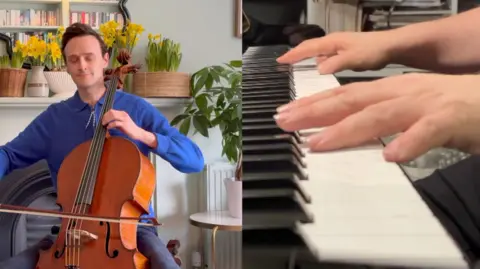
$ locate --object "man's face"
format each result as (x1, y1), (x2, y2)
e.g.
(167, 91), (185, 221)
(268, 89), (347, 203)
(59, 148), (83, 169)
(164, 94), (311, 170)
(64, 35), (109, 90)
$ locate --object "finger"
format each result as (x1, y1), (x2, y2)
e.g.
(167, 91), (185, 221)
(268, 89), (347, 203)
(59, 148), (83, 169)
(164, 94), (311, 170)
(276, 36), (338, 64)
(276, 73), (423, 114)
(275, 81), (407, 131)
(317, 52), (357, 74)
(107, 121), (122, 130)
(315, 56), (329, 65)
(102, 111), (113, 125)
(306, 96), (420, 152)
(277, 85), (346, 114)
(102, 109), (123, 125)
(383, 111), (455, 163)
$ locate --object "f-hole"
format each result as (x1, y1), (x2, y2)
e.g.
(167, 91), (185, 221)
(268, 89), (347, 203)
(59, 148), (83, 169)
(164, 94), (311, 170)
(99, 221), (119, 258)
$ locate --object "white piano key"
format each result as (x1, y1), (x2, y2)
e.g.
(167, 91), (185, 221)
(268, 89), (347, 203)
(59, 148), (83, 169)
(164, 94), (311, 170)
(292, 61), (468, 268)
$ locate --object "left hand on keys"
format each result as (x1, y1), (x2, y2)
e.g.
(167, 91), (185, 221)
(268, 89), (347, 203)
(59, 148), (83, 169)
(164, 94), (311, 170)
(274, 73), (480, 163)
(102, 109), (143, 140)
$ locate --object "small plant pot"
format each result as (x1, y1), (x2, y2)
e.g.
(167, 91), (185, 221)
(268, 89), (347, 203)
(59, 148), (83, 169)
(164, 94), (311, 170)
(132, 71), (191, 97)
(0, 68), (28, 97)
(44, 71), (77, 98)
(224, 177), (242, 218)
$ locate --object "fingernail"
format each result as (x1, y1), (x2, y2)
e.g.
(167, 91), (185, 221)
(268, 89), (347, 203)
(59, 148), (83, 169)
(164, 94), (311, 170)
(273, 113), (283, 121)
(276, 105), (290, 113)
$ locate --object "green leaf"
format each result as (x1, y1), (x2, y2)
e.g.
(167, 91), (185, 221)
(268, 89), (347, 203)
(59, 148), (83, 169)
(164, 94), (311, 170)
(216, 94), (225, 108)
(170, 114), (189, 126)
(194, 68), (209, 93)
(229, 60), (242, 68)
(205, 74), (214, 90)
(195, 93), (209, 113)
(179, 117), (191, 135)
(193, 115), (210, 137)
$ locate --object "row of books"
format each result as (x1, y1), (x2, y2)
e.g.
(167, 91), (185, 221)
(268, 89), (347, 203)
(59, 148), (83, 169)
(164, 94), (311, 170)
(0, 9), (61, 27)
(0, 9), (123, 28)
(2, 32), (51, 45)
(70, 11), (124, 28)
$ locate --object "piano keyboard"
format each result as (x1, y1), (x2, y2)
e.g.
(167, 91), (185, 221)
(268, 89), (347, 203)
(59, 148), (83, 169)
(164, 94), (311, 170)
(242, 45), (469, 269)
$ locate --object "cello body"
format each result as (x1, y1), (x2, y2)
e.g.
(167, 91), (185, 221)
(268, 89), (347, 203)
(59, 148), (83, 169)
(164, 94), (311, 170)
(36, 136), (156, 269)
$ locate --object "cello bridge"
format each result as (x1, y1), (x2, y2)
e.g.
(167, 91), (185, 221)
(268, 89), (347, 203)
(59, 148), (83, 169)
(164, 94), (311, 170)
(67, 229), (98, 245)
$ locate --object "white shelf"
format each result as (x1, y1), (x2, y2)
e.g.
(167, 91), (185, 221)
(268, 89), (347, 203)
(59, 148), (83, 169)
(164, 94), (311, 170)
(0, 0), (61, 3)
(0, 97), (191, 109)
(0, 26), (60, 31)
(69, 0), (118, 5)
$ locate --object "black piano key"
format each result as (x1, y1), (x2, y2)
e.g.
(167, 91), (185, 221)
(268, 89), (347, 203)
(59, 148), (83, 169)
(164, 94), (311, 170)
(243, 190), (314, 227)
(242, 103), (286, 111)
(243, 72), (294, 82)
(243, 80), (294, 89)
(242, 132), (304, 146)
(243, 172), (311, 203)
(243, 143), (305, 166)
(243, 44), (321, 265)
(243, 153), (308, 179)
(242, 108), (277, 120)
(242, 87), (295, 96)
(243, 228), (307, 247)
(242, 91), (296, 102)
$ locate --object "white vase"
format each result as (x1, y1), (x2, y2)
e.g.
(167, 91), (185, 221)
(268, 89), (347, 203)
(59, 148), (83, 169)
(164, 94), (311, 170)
(44, 71), (77, 98)
(224, 177), (242, 218)
(26, 66), (49, 97)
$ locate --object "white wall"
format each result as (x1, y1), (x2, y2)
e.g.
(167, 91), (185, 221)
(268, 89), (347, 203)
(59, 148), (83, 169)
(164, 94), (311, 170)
(126, 0), (241, 267)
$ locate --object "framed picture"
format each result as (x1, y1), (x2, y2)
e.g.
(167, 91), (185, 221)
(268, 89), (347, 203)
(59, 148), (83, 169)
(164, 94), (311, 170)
(0, 33), (12, 59)
(235, 0), (242, 38)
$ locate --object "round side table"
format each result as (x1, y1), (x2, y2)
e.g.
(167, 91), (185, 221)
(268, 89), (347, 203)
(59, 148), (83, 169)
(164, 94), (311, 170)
(189, 210), (242, 269)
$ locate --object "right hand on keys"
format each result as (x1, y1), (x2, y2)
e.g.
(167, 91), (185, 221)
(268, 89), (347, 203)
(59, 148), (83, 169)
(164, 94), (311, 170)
(276, 31), (397, 74)
(274, 72), (480, 163)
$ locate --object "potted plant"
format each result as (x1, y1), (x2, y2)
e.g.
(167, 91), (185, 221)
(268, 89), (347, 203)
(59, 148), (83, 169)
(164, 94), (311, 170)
(99, 19), (145, 92)
(170, 60), (242, 217)
(224, 152), (242, 218)
(0, 40), (28, 97)
(43, 27), (77, 98)
(132, 34), (190, 97)
(24, 36), (49, 97)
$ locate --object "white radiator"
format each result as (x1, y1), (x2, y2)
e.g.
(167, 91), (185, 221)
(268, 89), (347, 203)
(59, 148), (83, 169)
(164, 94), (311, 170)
(199, 162), (242, 269)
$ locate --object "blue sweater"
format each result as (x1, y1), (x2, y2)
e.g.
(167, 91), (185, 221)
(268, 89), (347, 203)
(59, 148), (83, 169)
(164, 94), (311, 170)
(0, 90), (205, 221)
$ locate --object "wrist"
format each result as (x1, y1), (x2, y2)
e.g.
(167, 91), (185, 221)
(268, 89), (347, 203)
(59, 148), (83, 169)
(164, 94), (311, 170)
(379, 28), (413, 65)
(138, 129), (158, 149)
(384, 23), (438, 67)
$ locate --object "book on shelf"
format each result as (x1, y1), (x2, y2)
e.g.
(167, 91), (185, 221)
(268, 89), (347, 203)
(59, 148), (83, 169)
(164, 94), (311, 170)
(0, 8), (60, 27)
(70, 11), (124, 28)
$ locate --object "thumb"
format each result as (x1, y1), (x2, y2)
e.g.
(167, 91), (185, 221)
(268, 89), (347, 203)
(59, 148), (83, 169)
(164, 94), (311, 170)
(317, 52), (355, 74)
(383, 114), (452, 163)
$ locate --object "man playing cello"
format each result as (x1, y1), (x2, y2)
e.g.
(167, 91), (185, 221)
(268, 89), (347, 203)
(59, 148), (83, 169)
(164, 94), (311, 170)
(0, 23), (204, 269)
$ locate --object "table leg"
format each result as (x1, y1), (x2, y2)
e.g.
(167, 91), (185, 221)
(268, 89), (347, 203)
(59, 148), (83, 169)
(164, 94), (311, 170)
(211, 226), (219, 269)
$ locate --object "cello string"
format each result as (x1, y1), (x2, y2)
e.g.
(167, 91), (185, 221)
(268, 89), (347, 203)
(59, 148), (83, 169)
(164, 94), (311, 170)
(74, 74), (118, 266)
(74, 77), (115, 266)
(68, 105), (107, 268)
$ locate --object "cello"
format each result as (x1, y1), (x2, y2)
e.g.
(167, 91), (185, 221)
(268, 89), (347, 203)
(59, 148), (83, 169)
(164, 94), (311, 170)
(0, 49), (161, 269)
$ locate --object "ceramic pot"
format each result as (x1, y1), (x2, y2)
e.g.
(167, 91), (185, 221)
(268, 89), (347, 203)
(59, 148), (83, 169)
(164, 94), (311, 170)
(224, 177), (242, 218)
(26, 66), (49, 97)
(44, 71), (77, 98)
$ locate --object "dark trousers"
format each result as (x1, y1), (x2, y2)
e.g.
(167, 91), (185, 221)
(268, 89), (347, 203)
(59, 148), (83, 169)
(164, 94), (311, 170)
(413, 155), (480, 267)
(0, 226), (180, 269)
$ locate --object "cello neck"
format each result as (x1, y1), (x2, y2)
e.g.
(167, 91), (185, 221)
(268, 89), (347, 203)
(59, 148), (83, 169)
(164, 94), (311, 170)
(75, 74), (119, 206)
